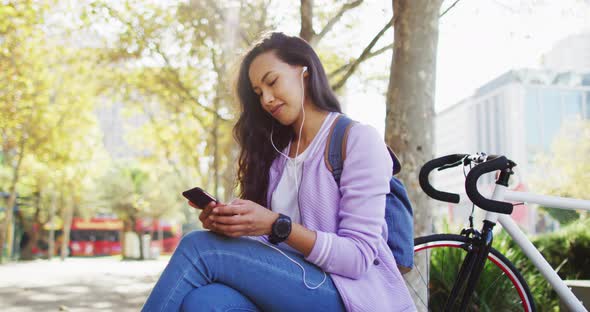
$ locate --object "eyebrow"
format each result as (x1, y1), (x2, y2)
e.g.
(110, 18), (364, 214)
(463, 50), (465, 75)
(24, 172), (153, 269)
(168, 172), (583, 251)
(252, 71), (273, 90)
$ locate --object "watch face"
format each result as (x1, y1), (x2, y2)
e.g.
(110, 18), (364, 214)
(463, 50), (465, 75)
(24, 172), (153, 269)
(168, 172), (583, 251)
(276, 219), (290, 236)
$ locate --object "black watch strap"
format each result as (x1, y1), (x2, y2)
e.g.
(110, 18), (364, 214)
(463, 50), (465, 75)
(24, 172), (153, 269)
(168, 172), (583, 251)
(268, 213), (292, 245)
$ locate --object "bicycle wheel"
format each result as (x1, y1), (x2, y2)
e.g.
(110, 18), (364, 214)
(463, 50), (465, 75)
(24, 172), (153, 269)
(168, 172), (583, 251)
(404, 234), (535, 312)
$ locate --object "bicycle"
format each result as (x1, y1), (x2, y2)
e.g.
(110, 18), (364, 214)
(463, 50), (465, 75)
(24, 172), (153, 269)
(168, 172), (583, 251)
(404, 153), (590, 312)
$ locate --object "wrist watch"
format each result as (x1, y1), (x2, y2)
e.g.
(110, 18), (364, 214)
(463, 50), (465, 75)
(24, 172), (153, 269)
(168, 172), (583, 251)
(268, 213), (292, 245)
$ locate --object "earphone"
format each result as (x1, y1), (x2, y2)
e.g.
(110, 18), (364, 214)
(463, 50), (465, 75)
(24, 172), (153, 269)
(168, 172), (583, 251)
(266, 65), (327, 290)
(270, 65), (308, 167)
(255, 239), (327, 289)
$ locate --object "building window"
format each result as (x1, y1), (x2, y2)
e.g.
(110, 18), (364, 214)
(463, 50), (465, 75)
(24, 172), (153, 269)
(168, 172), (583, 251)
(540, 89), (562, 149)
(562, 91), (583, 119)
(525, 88), (542, 155)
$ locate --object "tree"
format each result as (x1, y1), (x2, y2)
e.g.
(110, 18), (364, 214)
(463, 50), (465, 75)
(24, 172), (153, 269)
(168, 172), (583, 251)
(0, 0), (107, 261)
(386, 0), (445, 238)
(385, 1), (447, 306)
(0, 1), (55, 261)
(85, 0), (458, 238)
(85, 1), (255, 201)
(98, 162), (183, 260)
(86, 0), (403, 201)
(531, 120), (590, 225)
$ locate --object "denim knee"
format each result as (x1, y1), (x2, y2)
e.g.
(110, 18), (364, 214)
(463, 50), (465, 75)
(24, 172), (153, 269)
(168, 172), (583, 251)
(176, 230), (223, 255)
(181, 283), (260, 312)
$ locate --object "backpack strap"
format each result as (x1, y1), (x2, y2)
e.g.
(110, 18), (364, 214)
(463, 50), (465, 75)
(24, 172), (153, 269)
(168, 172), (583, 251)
(387, 146), (402, 176)
(325, 115), (403, 186)
(325, 115), (355, 187)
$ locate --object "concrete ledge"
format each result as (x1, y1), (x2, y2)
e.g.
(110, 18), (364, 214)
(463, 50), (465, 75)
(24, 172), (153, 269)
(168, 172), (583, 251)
(560, 280), (590, 311)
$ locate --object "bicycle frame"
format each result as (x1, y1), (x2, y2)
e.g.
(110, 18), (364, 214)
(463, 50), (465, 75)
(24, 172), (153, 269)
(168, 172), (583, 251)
(484, 183), (590, 312)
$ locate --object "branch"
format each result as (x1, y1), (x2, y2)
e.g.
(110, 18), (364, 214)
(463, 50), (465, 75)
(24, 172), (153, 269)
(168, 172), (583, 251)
(100, 4), (230, 122)
(331, 16), (393, 91)
(440, 0), (461, 18)
(328, 42), (393, 79)
(152, 43), (231, 122)
(328, 0), (456, 88)
(314, 0), (363, 45)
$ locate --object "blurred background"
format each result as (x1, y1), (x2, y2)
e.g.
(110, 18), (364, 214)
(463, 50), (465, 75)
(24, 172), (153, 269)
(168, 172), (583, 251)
(1, 0), (589, 311)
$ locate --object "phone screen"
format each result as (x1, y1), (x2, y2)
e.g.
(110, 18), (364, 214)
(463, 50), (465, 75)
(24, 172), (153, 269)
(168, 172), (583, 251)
(182, 187), (217, 209)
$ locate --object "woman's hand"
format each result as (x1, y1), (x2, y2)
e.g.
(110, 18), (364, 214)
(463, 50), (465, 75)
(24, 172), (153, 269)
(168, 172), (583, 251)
(208, 199), (279, 238)
(190, 201), (224, 233)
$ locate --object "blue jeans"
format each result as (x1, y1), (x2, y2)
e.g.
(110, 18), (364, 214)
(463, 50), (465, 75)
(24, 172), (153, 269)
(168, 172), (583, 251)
(142, 231), (346, 312)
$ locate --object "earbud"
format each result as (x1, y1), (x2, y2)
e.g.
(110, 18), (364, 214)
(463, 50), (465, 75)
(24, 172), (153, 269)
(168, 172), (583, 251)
(302, 66), (307, 73)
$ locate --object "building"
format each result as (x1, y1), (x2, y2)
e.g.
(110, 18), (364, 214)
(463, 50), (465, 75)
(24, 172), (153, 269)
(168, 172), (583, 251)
(435, 33), (590, 233)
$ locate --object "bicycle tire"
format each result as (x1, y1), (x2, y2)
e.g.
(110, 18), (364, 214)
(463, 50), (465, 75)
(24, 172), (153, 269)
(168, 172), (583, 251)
(404, 234), (536, 312)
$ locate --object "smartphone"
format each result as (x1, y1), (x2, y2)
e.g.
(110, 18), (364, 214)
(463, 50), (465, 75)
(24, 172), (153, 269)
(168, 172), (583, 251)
(182, 187), (217, 209)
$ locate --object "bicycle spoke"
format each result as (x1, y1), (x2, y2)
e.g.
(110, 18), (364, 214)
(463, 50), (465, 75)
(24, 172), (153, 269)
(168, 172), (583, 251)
(415, 251), (428, 287)
(480, 271), (505, 298)
(406, 275), (429, 309)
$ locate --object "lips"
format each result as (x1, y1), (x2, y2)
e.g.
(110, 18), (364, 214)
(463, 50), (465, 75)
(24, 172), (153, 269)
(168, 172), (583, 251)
(270, 104), (285, 116)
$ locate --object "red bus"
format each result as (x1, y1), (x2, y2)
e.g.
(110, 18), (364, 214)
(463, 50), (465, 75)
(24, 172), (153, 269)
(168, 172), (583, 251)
(69, 217), (123, 256)
(135, 218), (182, 254)
(32, 217), (181, 257)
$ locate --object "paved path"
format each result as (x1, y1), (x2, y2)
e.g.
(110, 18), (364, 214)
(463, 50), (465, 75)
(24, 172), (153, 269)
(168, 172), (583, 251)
(0, 257), (168, 312)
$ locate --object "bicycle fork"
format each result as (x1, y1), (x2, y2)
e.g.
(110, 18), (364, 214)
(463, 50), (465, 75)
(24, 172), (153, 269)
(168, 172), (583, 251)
(444, 220), (496, 312)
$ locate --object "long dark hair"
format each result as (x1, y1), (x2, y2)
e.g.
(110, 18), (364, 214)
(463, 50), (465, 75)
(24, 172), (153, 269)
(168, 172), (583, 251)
(233, 32), (342, 206)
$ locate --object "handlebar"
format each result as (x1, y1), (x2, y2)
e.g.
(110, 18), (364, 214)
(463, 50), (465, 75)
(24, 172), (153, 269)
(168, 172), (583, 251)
(465, 156), (516, 214)
(419, 154), (468, 204)
(419, 153), (517, 215)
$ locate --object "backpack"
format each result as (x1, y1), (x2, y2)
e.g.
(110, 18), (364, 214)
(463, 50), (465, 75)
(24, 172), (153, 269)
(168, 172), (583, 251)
(324, 115), (414, 274)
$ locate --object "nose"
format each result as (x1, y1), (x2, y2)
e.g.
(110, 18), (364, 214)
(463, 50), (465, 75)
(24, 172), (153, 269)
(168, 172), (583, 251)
(261, 91), (275, 106)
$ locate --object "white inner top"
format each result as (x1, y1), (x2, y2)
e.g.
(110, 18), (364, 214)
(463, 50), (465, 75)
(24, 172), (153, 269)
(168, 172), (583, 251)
(270, 112), (338, 252)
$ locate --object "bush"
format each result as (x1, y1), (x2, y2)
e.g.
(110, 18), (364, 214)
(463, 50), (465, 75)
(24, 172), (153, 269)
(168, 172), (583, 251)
(495, 218), (590, 312)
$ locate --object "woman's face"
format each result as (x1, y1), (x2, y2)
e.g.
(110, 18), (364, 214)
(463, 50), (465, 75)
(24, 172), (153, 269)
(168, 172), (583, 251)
(248, 51), (308, 126)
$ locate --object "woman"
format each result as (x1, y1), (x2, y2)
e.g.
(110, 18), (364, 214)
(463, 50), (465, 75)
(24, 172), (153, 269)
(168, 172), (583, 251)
(142, 32), (415, 312)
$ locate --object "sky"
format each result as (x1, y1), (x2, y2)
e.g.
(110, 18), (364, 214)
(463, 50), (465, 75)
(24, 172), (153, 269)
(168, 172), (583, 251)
(436, 0), (590, 110)
(344, 0), (590, 134)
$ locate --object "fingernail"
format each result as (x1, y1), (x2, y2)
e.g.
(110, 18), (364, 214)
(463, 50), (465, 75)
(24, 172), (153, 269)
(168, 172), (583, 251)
(213, 208), (218, 213)
(209, 216), (214, 220)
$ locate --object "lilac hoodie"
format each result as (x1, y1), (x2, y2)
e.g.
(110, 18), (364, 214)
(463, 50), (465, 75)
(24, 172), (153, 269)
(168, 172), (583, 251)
(266, 117), (416, 312)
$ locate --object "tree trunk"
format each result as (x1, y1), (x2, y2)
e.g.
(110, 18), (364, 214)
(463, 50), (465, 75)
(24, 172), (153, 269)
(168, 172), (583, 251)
(299, 0), (314, 42)
(386, 2), (443, 308)
(48, 193), (57, 259)
(1, 146), (25, 262)
(60, 197), (74, 261)
(386, 0), (443, 237)
(122, 220), (132, 259)
(2, 191), (18, 262)
(137, 229), (145, 260)
(20, 223), (38, 261)
(131, 218), (144, 260)
(20, 191), (42, 261)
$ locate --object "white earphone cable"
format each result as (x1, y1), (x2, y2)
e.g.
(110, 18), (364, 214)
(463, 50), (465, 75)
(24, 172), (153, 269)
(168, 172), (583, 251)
(266, 66), (327, 290)
(256, 239), (327, 289)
